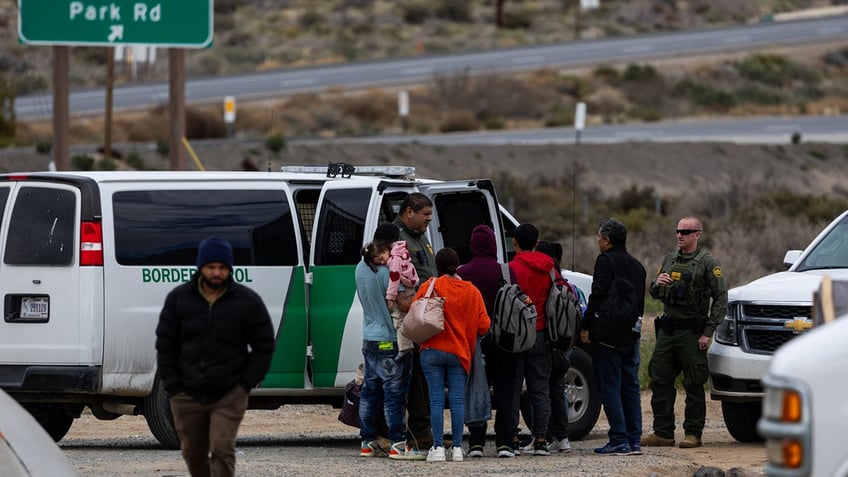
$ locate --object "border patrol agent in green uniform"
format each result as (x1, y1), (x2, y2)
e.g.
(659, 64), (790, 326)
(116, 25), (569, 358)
(642, 217), (727, 449)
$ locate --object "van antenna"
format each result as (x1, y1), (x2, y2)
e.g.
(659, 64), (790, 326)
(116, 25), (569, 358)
(571, 162), (576, 271)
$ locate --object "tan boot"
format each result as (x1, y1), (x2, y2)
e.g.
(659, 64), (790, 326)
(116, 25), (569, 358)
(640, 433), (675, 447)
(679, 435), (702, 448)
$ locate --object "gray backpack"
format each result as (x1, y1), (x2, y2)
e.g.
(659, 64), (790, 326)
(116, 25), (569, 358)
(491, 264), (537, 353)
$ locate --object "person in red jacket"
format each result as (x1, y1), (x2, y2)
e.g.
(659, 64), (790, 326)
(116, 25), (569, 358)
(414, 247), (490, 463)
(509, 223), (556, 456)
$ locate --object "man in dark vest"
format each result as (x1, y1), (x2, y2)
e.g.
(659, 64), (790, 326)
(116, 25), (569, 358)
(642, 217), (727, 449)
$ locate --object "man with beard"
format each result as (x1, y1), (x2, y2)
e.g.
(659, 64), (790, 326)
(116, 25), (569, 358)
(156, 237), (275, 477)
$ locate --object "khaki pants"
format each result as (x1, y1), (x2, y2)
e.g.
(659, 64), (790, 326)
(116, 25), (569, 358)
(169, 386), (248, 477)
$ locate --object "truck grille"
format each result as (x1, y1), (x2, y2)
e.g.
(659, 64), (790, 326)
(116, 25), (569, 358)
(739, 304), (811, 354)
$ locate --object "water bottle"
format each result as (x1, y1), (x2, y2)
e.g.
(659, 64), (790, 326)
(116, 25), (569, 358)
(632, 316), (643, 334)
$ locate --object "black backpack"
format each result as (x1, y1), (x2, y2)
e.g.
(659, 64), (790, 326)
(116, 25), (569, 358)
(491, 264), (538, 353)
(545, 269), (582, 350)
(592, 256), (640, 346)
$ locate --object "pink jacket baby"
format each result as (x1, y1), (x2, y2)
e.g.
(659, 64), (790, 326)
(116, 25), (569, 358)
(386, 240), (419, 301)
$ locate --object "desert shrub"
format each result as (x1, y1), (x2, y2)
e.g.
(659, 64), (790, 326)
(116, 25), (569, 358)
(751, 188), (848, 224)
(221, 47), (266, 68)
(186, 108), (226, 139)
(435, 0), (472, 22)
(736, 54), (820, 88)
(672, 78), (737, 111)
(734, 83), (785, 105)
(503, 11), (533, 29)
(124, 151), (147, 170)
(822, 47), (848, 68)
(791, 132), (802, 145)
(620, 64), (667, 107)
(214, 0), (240, 14)
(439, 110), (478, 132)
(403, 3), (432, 24)
(35, 141), (52, 154)
(98, 156), (116, 171)
(628, 105), (662, 121)
(156, 138), (169, 156)
(592, 65), (620, 84)
(608, 185), (665, 215)
(299, 10), (325, 29)
(482, 116), (506, 130)
(71, 154), (95, 171)
(266, 134), (286, 154)
(340, 91), (396, 125)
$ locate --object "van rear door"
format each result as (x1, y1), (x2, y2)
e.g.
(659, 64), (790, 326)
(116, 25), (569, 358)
(0, 182), (92, 369)
(419, 179), (508, 264)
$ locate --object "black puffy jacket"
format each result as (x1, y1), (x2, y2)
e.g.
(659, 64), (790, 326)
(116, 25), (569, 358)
(156, 273), (275, 403)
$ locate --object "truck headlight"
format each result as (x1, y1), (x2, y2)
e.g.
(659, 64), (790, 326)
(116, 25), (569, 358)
(714, 304), (739, 345)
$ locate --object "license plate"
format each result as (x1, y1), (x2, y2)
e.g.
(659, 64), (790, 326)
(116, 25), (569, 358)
(21, 297), (49, 319)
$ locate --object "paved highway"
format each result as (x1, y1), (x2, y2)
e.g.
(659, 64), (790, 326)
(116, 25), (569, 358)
(15, 15), (848, 121)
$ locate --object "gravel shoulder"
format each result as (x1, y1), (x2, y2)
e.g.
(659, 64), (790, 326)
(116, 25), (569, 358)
(61, 391), (766, 477)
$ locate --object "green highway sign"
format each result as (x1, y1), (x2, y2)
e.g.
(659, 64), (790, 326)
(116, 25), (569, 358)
(18, 0), (213, 48)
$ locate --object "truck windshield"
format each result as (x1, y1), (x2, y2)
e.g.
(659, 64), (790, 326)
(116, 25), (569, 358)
(796, 217), (848, 272)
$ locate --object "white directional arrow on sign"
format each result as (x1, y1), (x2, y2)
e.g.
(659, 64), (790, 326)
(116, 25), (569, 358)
(108, 25), (124, 42)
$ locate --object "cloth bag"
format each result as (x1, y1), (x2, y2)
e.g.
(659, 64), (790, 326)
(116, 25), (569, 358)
(401, 277), (445, 342)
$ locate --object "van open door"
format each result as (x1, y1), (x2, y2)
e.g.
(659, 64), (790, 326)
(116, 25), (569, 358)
(419, 179), (508, 265)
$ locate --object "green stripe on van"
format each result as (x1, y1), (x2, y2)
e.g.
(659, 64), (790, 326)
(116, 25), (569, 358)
(262, 266), (307, 389)
(309, 265), (358, 388)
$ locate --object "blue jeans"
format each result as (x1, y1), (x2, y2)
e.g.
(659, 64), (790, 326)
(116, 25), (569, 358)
(420, 348), (467, 448)
(360, 341), (412, 444)
(592, 340), (642, 445)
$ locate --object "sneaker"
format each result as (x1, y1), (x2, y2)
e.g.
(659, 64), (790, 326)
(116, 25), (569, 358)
(520, 441), (536, 453)
(594, 441), (632, 456)
(451, 446), (463, 462)
(628, 441), (643, 455)
(640, 433), (676, 447)
(389, 441), (426, 460)
(360, 440), (385, 457)
(679, 435), (702, 449)
(497, 445), (515, 458)
(467, 445), (484, 458)
(548, 437), (571, 453)
(533, 440), (551, 456)
(427, 446), (446, 462)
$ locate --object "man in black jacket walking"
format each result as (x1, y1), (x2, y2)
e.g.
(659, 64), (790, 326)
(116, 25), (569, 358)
(580, 218), (646, 456)
(156, 237), (275, 477)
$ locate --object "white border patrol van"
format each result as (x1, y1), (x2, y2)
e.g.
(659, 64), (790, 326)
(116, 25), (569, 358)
(0, 165), (598, 448)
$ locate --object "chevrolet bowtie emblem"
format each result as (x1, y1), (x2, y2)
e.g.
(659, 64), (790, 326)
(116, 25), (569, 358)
(785, 317), (813, 334)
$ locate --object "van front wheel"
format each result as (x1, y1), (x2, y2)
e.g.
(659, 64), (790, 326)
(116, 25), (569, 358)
(142, 377), (180, 449)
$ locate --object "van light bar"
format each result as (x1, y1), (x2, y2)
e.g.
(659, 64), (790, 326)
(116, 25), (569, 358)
(281, 165), (415, 178)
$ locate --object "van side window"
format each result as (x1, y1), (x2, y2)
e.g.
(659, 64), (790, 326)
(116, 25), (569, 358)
(5, 187), (75, 265)
(314, 188), (369, 266)
(113, 190), (298, 266)
(433, 191), (492, 265)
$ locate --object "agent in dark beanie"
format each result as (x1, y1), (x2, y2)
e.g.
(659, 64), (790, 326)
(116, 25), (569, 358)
(156, 237), (275, 477)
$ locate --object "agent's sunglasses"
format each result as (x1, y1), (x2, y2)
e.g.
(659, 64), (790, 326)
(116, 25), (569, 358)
(676, 229), (701, 236)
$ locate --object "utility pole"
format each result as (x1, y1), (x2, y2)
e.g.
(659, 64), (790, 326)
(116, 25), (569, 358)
(52, 46), (69, 171)
(168, 49), (185, 171)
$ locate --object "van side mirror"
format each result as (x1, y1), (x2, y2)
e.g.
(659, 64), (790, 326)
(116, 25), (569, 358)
(783, 250), (802, 269)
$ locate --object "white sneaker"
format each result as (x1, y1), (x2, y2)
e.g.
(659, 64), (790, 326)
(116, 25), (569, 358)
(548, 437), (572, 453)
(451, 446), (463, 462)
(427, 446), (446, 462)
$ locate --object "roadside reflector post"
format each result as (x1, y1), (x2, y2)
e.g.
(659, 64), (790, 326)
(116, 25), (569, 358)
(398, 90), (409, 134)
(574, 101), (586, 145)
(224, 96), (236, 138)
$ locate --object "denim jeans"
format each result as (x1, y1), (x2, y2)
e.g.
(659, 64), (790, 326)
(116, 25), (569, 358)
(420, 348), (467, 448)
(592, 340), (642, 445)
(360, 341), (412, 444)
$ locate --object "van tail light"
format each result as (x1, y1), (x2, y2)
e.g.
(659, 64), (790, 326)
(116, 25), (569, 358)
(80, 221), (103, 266)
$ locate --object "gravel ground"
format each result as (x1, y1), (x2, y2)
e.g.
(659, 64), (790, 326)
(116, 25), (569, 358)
(60, 391), (766, 477)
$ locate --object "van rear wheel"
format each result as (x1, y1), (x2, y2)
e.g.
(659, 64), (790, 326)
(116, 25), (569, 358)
(142, 377), (180, 449)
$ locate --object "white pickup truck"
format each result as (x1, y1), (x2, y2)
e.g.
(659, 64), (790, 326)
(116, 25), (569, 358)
(707, 209), (848, 442)
(758, 277), (848, 477)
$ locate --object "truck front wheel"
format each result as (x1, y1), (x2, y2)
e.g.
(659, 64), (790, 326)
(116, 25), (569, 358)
(721, 401), (764, 443)
(142, 377), (180, 449)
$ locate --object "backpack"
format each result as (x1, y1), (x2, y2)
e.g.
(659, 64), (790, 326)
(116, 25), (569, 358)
(592, 256), (641, 347)
(491, 264), (538, 353)
(545, 269), (582, 350)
